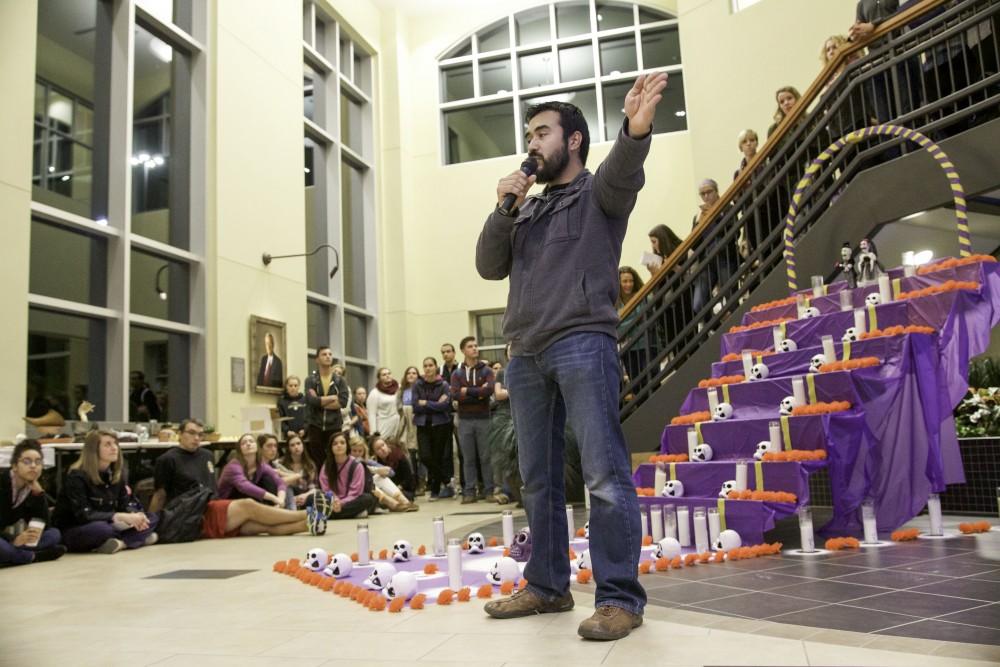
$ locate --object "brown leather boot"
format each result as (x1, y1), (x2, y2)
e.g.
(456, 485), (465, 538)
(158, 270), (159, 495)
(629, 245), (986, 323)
(484, 587), (574, 619)
(577, 605), (643, 641)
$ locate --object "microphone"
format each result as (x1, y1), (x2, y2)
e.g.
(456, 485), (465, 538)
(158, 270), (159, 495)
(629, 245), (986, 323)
(498, 157), (538, 216)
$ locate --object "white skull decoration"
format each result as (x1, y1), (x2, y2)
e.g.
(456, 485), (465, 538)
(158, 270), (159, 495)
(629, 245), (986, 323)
(749, 363), (770, 381)
(714, 529), (742, 552)
(809, 353), (828, 374)
(654, 537), (681, 560)
(575, 549), (592, 572)
(712, 402), (734, 421)
(842, 327), (860, 343)
(364, 562), (398, 590)
(304, 548), (328, 572)
(779, 396), (797, 416)
(692, 443), (714, 462)
(583, 521), (590, 539)
(322, 552), (353, 579)
(778, 339), (798, 353)
(753, 441), (771, 461)
(392, 539), (412, 562)
(719, 480), (738, 498)
(865, 293), (881, 307)
(467, 532), (486, 554)
(662, 479), (685, 498)
(802, 306), (821, 319)
(486, 556), (521, 585)
(383, 570), (418, 601)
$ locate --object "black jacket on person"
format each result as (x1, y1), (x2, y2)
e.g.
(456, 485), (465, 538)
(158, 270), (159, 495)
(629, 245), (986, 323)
(303, 371), (350, 432)
(276, 392), (308, 437)
(0, 472), (50, 531)
(53, 468), (142, 528)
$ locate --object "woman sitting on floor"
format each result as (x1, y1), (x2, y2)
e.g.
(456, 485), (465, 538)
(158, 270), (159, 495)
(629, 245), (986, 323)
(274, 433), (318, 508)
(54, 430), (158, 554)
(217, 433), (288, 507)
(319, 432), (376, 519)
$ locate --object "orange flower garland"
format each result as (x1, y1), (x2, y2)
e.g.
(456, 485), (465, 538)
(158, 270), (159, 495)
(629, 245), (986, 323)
(722, 350), (766, 362)
(671, 411), (712, 426)
(636, 487), (656, 497)
(437, 589), (455, 605)
(917, 254), (996, 275)
(410, 593), (426, 609)
(576, 527), (586, 537)
(423, 563), (438, 575)
(729, 317), (794, 334)
(891, 528), (921, 541)
(958, 521), (993, 534)
(790, 400), (851, 416)
(825, 536), (861, 550)
(762, 449), (827, 462)
(818, 357), (880, 372)
(898, 280), (979, 300)
(726, 490), (798, 503)
(499, 580), (516, 594)
(477, 584), (494, 598)
(698, 374), (746, 388)
(751, 295), (798, 312)
(860, 324), (936, 340)
(388, 598), (406, 613)
(642, 535), (654, 546)
(648, 453), (689, 463)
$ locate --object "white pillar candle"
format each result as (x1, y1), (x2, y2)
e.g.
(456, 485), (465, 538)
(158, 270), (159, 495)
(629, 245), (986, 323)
(839, 288), (853, 312)
(693, 507), (710, 554)
(878, 274), (892, 303)
(792, 376), (807, 406)
(677, 506), (691, 546)
(654, 463), (667, 497)
(356, 522), (370, 565)
(927, 493), (944, 536)
(768, 421), (782, 453)
(639, 508), (649, 537)
(811, 275), (825, 298)
(432, 516), (446, 556)
(795, 292), (807, 318)
(853, 308), (867, 333)
(862, 501), (879, 544)
(447, 538), (463, 590)
(687, 428), (698, 460)
(772, 326), (785, 350)
(650, 505), (664, 542)
(584, 485), (590, 511)
(741, 350), (754, 377)
(502, 510), (514, 548)
(663, 505), (678, 541)
(735, 461), (748, 491)
(707, 388), (719, 414)
(903, 264), (916, 278)
(566, 505), (575, 543)
(821, 335), (836, 362)
(707, 507), (721, 546)
(798, 506), (815, 553)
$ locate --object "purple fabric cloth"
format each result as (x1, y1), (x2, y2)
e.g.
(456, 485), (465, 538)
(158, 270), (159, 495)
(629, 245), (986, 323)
(661, 414), (832, 457)
(681, 368), (861, 418)
(632, 461), (812, 508)
(639, 496), (776, 546)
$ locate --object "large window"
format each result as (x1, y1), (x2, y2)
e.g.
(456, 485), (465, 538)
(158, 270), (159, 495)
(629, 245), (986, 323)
(474, 310), (506, 361)
(27, 309), (106, 421)
(438, 1), (683, 165)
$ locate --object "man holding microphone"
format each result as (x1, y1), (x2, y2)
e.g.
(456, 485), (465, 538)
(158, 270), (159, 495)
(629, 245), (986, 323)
(476, 72), (667, 640)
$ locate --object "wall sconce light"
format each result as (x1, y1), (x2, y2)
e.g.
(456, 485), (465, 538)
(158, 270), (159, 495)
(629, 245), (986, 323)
(262, 244), (340, 279)
(155, 264), (168, 301)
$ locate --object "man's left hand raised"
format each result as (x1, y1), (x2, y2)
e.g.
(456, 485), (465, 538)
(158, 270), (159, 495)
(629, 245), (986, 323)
(624, 72), (668, 138)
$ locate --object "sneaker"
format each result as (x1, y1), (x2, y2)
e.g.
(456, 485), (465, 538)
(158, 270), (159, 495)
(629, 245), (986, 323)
(427, 491), (440, 502)
(310, 490), (334, 518)
(357, 510), (369, 518)
(32, 544), (67, 563)
(484, 587), (574, 619)
(577, 606), (643, 641)
(436, 488), (455, 499)
(494, 493), (511, 505)
(96, 538), (126, 554)
(460, 495), (477, 504)
(404, 503), (420, 512)
(372, 506), (390, 515)
(475, 490), (488, 501)
(306, 507), (327, 536)
(143, 532), (159, 547)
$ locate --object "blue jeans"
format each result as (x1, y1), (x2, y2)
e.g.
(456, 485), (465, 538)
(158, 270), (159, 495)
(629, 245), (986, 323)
(0, 527), (62, 565)
(457, 418), (493, 496)
(506, 332), (645, 614)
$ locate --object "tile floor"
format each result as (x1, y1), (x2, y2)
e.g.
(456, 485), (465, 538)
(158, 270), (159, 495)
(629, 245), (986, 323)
(6, 501), (1000, 666)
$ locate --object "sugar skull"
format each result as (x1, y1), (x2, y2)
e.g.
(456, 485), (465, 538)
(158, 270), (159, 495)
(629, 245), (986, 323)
(392, 539), (413, 562)
(383, 570), (418, 601)
(487, 556), (521, 585)
(778, 339), (798, 353)
(809, 353), (828, 374)
(575, 549), (592, 572)
(753, 441), (771, 461)
(662, 479), (685, 498)
(865, 293), (881, 307)
(583, 521), (590, 539)
(802, 306), (821, 319)
(842, 327), (859, 343)
(719, 480), (738, 498)
(467, 532), (486, 554)
(322, 552), (353, 579)
(692, 443), (714, 462)
(304, 548), (328, 572)
(712, 402), (734, 421)
(714, 529), (742, 552)
(779, 396), (796, 416)
(509, 527), (532, 562)
(749, 363), (770, 381)
(364, 562), (398, 590)
(654, 537), (681, 560)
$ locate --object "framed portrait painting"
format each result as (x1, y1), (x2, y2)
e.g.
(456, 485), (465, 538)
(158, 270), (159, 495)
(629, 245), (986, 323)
(249, 315), (287, 395)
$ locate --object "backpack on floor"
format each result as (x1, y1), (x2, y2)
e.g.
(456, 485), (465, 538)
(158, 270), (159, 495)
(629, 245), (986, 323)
(157, 486), (213, 543)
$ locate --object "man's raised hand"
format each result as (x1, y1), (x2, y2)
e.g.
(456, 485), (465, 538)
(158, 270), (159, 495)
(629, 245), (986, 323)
(624, 72), (668, 138)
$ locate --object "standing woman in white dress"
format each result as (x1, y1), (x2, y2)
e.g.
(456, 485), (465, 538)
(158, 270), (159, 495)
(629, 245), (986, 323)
(366, 367), (401, 439)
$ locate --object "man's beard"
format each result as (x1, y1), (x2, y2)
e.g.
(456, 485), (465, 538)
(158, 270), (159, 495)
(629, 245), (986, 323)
(533, 141), (570, 184)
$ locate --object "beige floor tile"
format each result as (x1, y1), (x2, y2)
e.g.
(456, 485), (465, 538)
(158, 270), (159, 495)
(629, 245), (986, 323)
(799, 627), (874, 647)
(0, 648), (173, 667)
(262, 630), (452, 660)
(860, 634), (947, 654)
(804, 641), (999, 667)
(603, 632), (808, 666)
(419, 632), (613, 663)
(747, 621), (819, 640)
(931, 641), (1000, 663)
(392, 601), (556, 635)
(152, 656), (328, 667)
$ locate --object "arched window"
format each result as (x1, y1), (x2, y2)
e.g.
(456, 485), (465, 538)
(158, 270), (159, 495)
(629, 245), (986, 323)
(438, 1), (684, 165)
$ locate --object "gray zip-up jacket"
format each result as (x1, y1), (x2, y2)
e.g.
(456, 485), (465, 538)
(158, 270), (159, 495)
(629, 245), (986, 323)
(476, 121), (652, 356)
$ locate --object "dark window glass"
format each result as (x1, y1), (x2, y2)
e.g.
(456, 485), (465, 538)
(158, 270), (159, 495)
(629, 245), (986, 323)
(559, 43), (595, 82)
(341, 161), (367, 307)
(557, 2), (591, 38)
(304, 63), (316, 121)
(307, 301), (329, 351)
(130, 325), (188, 422)
(129, 249), (190, 324)
(443, 64), (474, 102)
(345, 313), (367, 359)
(447, 38), (472, 58)
(599, 35), (637, 76)
(29, 220), (106, 306)
(602, 71), (686, 139)
(641, 27), (681, 68)
(516, 7), (550, 46)
(132, 25), (175, 227)
(444, 102), (516, 164)
(476, 312), (505, 347)
(478, 20), (510, 53)
(639, 7), (673, 23)
(480, 58), (512, 96)
(596, 1), (634, 30)
(341, 92), (364, 154)
(519, 51), (555, 89)
(27, 308), (105, 421)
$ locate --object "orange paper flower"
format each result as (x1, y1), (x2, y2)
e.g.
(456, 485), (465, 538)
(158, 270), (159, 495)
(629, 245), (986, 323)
(370, 597), (387, 612)
(648, 454), (690, 464)
(350, 552), (359, 562)
(891, 528), (921, 541)
(423, 563), (438, 575)
(818, 357), (881, 372)
(761, 449), (827, 462)
(671, 411), (712, 426)
(437, 589), (455, 605)
(638, 561), (652, 574)
(576, 527), (586, 537)
(410, 593), (426, 610)
(684, 553), (699, 566)
(898, 280), (980, 300)
(729, 317), (794, 334)
(457, 587), (471, 602)
(698, 551), (712, 563)
(670, 556), (683, 569)
(726, 490), (798, 503)
(824, 536), (861, 550)
(379, 548), (388, 560)
(499, 580), (515, 595)
(722, 350), (766, 362)
(698, 374), (746, 388)
(751, 295), (799, 312)
(917, 254), (996, 274)
(958, 521), (992, 534)
(417, 545), (427, 555)
(388, 598), (406, 613)
(488, 537), (499, 547)
(518, 579), (528, 590)
(477, 584), (494, 598)
(712, 550), (726, 563)
(273, 561), (286, 573)
(576, 569), (593, 583)
(790, 400), (851, 416)
(654, 556), (670, 571)
(860, 324), (936, 340)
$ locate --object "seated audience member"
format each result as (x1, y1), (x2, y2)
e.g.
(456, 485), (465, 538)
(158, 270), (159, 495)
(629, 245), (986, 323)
(371, 434), (418, 503)
(275, 433), (318, 507)
(276, 375), (307, 440)
(348, 433), (413, 512)
(348, 386), (370, 438)
(766, 86), (802, 138)
(54, 430), (158, 553)
(258, 432), (300, 509)
(149, 419), (328, 537)
(0, 440), (66, 565)
(218, 433), (288, 507)
(319, 432), (377, 519)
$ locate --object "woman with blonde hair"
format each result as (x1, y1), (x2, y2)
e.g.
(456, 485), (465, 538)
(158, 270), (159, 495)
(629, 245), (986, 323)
(766, 86), (802, 138)
(54, 430), (158, 553)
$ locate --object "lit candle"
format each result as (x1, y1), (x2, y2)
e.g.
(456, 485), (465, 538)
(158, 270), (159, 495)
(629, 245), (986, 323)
(687, 428), (698, 460)
(878, 274), (891, 303)
(839, 289), (853, 312)
(356, 522), (370, 565)
(735, 462), (748, 491)
(502, 510), (514, 548)
(565, 505), (575, 543)
(677, 506), (691, 546)
(927, 493), (944, 536)
(861, 501), (878, 544)
(693, 507), (709, 553)
(741, 350), (753, 377)
(432, 516), (446, 556)
(663, 504), (677, 540)
(792, 376), (806, 406)
(650, 505), (664, 542)
(811, 275), (824, 298)
(707, 507), (721, 546)
(798, 506), (815, 553)
(446, 538), (462, 590)
(821, 335), (836, 362)
(853, 308), (866, 333)
(654, 463), (667, 497)
(707, 388), (719, 414)
(768, 421), (781, 452)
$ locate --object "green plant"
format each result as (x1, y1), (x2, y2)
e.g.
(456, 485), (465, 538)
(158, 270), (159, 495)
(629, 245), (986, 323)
(968, 356), (1000, 390)
(955, 387), (1000, 437)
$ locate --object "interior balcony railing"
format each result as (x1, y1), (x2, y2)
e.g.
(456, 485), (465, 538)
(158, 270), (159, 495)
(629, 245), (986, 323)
(618, 0), (1000, 420)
